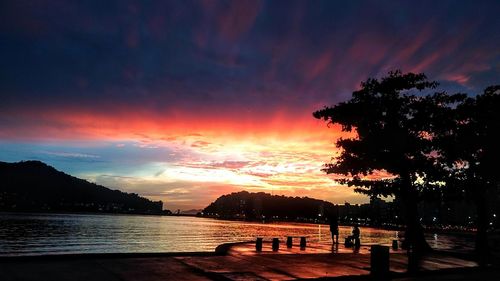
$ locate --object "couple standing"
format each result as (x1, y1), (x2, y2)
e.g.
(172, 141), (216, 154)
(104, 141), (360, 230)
(329, 216), (360, 246)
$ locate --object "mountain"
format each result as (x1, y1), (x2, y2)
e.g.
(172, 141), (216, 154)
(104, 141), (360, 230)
(180, 209), (203, 215)
(0, 160), (163, 214)
(203, 191), (336, 221)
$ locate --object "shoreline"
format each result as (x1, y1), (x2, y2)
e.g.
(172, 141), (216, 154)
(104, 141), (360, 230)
(0, 210), (171, 218)
(0, 250), (219, 262)
(199, 215), (479, 235)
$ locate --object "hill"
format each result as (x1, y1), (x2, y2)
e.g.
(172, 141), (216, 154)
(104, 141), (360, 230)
(203, 191), (336, 221)
(0, 160), (163, 214)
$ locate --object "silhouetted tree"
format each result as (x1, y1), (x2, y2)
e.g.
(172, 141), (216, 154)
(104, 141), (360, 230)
(437, 85), (500, 265)
(313, 71), (464, 272)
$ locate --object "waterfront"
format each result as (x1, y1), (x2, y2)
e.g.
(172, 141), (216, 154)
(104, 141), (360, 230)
(0, 241), (485, 281)
(0, 213), (474, 256)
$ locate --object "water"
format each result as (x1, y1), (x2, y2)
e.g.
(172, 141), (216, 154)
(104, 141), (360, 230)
(0, 212), (474, 256)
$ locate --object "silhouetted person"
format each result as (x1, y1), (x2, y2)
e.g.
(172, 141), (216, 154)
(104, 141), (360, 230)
(352, 225), (360, 248)
(329, 216), (339, 244)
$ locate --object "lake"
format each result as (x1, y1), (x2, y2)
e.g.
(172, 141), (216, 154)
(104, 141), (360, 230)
(0, 212), (474, 256)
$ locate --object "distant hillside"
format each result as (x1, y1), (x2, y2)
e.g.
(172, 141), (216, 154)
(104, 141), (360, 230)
(0, 161), (163, 214)
(180, 209), (203, 215)
(203, 191), (336, 221)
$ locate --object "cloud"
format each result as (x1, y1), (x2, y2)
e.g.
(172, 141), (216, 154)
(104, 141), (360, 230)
(183, 160), (251, 170)
(91, 173), (246, 210)
(190, 141), (212, 148)
(40, 151), (100, 159)
(210, 160), (251, 169)
(214, 0), (263, 42)
(1, 0), (499, 210)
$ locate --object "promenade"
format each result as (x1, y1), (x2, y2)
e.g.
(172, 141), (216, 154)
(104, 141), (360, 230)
(0, 241), (493, 281)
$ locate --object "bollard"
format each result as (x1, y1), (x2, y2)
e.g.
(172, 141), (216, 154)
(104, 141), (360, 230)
(392, 239), (398, 250)
(256, 237), (263, 251)
(272, 238), (280, 251)
(371, 245), (390, 279)
(345, 237), (352, 247)
(286, 236), (293, 248)
(300, 237), (307, 250)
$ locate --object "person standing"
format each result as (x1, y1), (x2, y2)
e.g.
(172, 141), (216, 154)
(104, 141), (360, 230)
(329, 216), (339, 244)
(352, 225), (361, 248)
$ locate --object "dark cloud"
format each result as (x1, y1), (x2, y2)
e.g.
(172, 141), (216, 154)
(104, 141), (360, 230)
(1, 0), (498, 126)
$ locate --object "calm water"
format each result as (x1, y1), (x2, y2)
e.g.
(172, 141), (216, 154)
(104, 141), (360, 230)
(0, 213), (474, 256)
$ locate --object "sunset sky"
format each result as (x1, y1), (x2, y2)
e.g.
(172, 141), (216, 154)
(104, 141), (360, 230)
(1, 1), (499, 210)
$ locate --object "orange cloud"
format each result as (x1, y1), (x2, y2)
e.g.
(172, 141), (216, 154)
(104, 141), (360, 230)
(1, 104), (370, 208)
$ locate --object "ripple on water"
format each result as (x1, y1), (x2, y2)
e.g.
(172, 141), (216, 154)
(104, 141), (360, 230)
(0, 213), (474, 256)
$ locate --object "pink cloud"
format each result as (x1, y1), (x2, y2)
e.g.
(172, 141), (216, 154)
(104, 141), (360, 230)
(303, 50), (335, 83)
(216, 0), (262, 42)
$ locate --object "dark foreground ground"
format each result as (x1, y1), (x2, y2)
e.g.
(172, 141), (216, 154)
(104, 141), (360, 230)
(1, 242), (498, 281)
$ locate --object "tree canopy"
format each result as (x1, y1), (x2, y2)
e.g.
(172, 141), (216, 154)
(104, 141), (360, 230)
(435, 85), (500, 265)
(313, 71), (467, 270)
(313, 71), (463, 198)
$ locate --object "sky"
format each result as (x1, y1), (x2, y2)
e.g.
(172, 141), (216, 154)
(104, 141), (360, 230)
(1, 0), (499, 211)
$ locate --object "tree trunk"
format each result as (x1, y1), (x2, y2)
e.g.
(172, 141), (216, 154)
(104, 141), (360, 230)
(399, 179), (432, 273)
(475, 189), (490, 266)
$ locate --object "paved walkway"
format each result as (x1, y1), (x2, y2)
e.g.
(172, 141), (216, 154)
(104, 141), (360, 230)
(177, 241), (478, 280)
(0, 242), (483, 281)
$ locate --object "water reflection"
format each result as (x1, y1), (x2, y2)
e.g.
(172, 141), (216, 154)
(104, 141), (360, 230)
(0, 213), (474, 256)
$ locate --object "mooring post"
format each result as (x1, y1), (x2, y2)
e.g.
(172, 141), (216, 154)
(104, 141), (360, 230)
(371, 245), (390, 279)
(286, 236), (293, 248)
(392, 239), (398, 250)
(256, 237), (263, 251)
(300, 236), (306, 250)
(272, 238), (280, 251)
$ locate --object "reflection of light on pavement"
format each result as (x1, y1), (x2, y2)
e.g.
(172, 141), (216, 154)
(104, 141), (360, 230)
(318, 224), (322, 242)
(433, 233), (439, 248)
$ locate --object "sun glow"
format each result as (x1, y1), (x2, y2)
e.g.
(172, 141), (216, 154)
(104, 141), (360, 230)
(0, 106), (376, 209)
(0, 106), (379, 209)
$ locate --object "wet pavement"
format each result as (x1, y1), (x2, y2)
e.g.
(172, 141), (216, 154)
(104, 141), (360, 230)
(0, 241), (481, 281)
